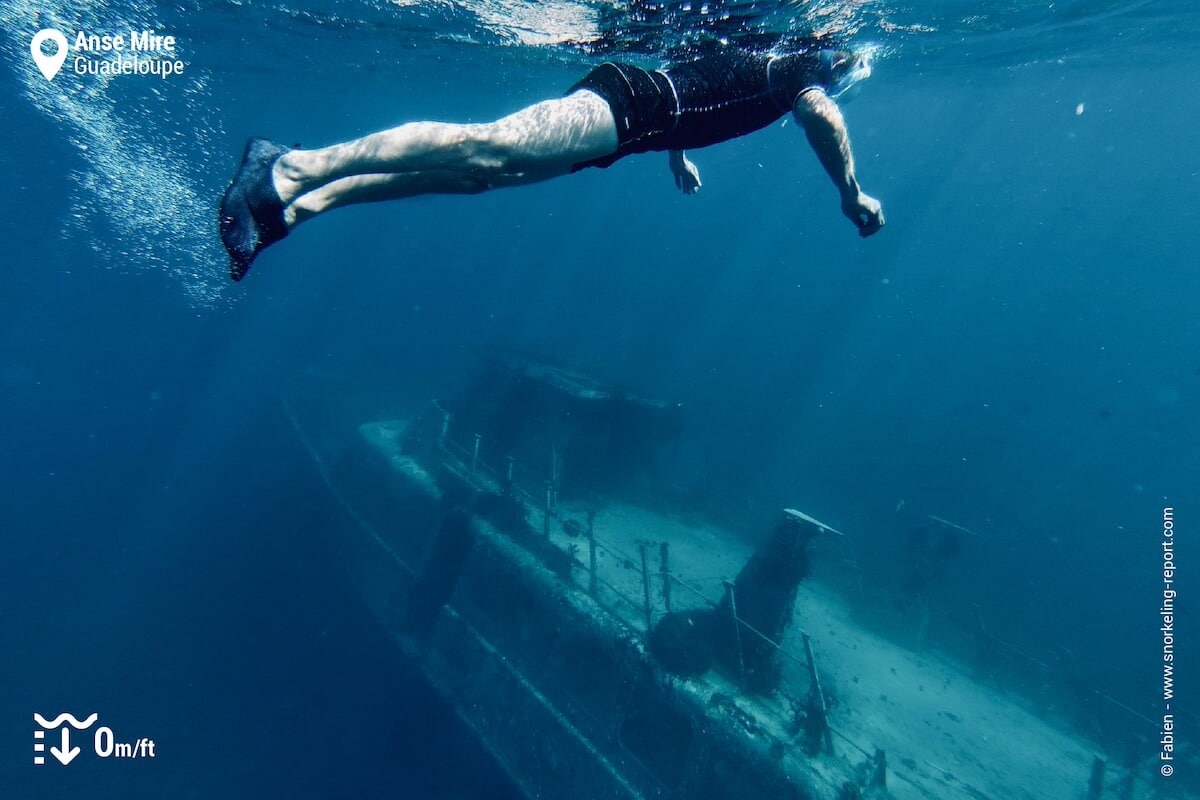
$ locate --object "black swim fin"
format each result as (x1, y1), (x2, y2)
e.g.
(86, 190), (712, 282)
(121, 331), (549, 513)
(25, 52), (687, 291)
(218, 137), (291, 282)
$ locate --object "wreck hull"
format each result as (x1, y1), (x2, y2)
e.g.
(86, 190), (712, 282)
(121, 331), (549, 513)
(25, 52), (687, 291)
(304, 415), (834, 800)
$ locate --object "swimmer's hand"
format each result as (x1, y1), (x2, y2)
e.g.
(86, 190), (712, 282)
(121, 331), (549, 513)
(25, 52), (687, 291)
(669, 150), (701, 195)
(842, 191), (884, 237)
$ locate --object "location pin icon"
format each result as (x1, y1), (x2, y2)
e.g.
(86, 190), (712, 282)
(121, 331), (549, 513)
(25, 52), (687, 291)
(30, 29), (68, 81)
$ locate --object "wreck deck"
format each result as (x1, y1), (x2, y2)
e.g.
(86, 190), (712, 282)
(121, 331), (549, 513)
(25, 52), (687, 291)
(348, 418), (1143, 800)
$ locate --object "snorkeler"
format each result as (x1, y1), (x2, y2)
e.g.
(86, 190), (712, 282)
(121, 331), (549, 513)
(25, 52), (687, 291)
(219, 46), (883, 281)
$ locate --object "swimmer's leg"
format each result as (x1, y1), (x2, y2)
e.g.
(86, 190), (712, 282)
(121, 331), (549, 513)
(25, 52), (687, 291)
(219, 91), (615, 281)
(277, 90), (617, 223)
(285, 172), (489, 225)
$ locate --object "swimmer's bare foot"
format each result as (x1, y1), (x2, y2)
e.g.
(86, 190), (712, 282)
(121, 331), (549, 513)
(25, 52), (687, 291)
(218, 137), (291, 282)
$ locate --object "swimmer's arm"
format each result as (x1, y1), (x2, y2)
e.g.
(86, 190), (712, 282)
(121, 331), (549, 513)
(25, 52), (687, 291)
(668, 150), (701, 195)
(793, 88), (884, 237)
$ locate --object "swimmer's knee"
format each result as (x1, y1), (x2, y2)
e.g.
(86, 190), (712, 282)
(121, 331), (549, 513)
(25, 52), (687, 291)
(453, 119), (568, 190)
(459, 124), (521, 180)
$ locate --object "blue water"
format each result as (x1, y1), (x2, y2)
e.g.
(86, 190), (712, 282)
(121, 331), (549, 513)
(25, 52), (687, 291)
(2, 1), (1197, 797)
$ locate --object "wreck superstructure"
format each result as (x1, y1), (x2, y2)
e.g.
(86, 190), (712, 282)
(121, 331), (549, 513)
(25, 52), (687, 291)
(285, 356), (1153, 800)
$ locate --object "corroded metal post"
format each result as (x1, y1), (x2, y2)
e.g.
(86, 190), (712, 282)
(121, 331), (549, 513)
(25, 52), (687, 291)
(659, 541), (672, 613)
(870, 749), (887, 788)
(550, 445), (560, 510)
(587, 511), (597, 597)
(723, 580), (746, 687)
(802, 632), (832, 754)
(1086, 756), (1105, 800)
(639, 542), (653, 632)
